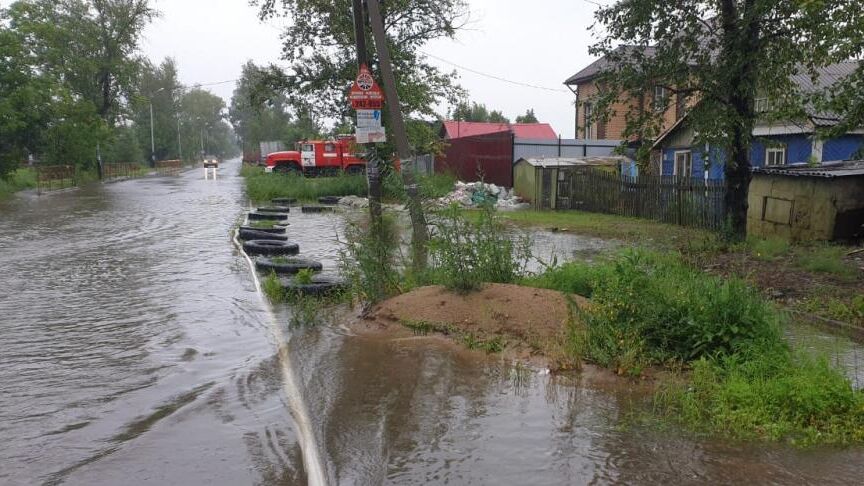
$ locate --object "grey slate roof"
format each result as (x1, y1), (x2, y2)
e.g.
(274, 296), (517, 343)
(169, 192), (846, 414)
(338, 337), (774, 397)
(564, 46), (657, 86)
(752, 160), (864, 178)
(791, 61), (862, 126)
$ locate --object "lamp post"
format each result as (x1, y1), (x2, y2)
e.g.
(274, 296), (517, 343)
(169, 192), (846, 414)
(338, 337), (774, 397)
(149, 87), (166, 168)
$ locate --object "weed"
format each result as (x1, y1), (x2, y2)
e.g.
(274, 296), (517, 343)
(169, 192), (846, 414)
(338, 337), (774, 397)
(0, 168), (38, 198)
(428, 204), (532, 293)
(402, 319), (435, 336)
(262, 272), (285, 302)
(339, 211), (404, 304)
(798, 294), (864, 324)
(295, 268), (314, 285)
(748, 237), (791, 261)
(795, 244), (857, 279)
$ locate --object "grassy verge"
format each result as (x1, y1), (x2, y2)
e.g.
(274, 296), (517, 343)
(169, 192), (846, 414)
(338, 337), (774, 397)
(241, 165), (367, 202)
(524, 249), (864, 445)
(0, 168), (37, 198)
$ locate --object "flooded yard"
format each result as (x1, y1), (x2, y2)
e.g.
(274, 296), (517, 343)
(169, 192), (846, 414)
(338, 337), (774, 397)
(2, 158), (864, 485)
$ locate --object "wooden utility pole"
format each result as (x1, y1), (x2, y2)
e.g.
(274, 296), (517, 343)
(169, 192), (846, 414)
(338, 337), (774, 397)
(351, 0), (383, 228)
(366, 0), (429, 270)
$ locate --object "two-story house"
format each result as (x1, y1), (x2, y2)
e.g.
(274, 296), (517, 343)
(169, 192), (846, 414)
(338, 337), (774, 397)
(564, 46), (684, 141)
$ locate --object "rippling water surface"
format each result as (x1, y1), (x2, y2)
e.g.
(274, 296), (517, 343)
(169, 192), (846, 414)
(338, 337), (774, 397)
(3, 159), (864, 485)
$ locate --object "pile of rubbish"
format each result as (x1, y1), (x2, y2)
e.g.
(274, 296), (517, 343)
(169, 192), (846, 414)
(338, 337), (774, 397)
(437, 181), (530, 210)
(337, 195), (370, 209)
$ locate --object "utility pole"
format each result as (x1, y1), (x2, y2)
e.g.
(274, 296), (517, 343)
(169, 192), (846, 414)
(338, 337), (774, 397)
(352, 0), (383, 230)
(177, 117), (183, 160)
(366, 0), (429, 270)
(149, 101), (156, 167)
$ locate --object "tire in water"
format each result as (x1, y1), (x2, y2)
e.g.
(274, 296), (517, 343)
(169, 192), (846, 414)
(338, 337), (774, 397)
(255, 257), (323, 275)
(243, 240), (300, 256)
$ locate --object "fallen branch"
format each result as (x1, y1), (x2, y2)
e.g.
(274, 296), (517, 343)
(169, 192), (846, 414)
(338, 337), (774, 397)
(847, 248), (864, 257)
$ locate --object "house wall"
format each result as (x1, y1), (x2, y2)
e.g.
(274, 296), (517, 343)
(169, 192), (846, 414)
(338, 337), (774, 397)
(823, 135), (864, 162)
(576, 80), (679, 140)
(747, 174), (864, 241)
(750, 135), (813, 167)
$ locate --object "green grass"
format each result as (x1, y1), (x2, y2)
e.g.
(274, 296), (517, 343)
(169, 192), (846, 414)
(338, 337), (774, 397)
(798, 294), (864, 324)
(747, 237), (791, 261)
(795, 244), (857, 279)
(401, 319), (506, 354)
(527, 249), (864, 444)
(0, 168), (37, 198)
(241, 165), (368, 202)
(262, 272), (285, 302)
(248, 219), (284, 229)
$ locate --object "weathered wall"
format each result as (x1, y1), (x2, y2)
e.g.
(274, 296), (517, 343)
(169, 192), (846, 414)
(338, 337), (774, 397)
(747, 174), (864, 241)
(513, 161), (537, 203)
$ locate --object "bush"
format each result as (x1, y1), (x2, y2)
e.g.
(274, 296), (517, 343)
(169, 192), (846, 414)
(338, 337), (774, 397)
(528, 249), (783, 369)
(340, 211), (404, 304)
(428, 204), (532, 293)
(0, 167), (37, 198)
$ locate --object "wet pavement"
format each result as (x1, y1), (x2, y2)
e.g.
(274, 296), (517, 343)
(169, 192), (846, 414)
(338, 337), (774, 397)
(2, 158), (864, 485)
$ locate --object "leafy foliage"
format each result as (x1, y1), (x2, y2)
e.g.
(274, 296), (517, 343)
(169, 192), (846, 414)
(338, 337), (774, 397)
(515, 108), (538, 124)
(450, 101), (509, 123)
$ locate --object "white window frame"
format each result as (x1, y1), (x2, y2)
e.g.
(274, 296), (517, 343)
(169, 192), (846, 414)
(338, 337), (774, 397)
(765, 146), (786, 166)
(755, 98), (770, 113)
(653, 85), (668, 112)
(583, 102), (594, 139)
(673, 150), (693, 177)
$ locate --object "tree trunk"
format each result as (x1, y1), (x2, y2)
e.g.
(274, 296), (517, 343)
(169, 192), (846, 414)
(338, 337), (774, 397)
(366, 0), (429, 271)
(724, 127), (751, 237)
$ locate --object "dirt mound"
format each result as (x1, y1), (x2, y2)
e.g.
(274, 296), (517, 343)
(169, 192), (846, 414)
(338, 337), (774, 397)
(361, 284), (587, 363)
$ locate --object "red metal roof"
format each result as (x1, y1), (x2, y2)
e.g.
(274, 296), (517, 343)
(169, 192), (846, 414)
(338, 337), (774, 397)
(442, 121), (558, 140)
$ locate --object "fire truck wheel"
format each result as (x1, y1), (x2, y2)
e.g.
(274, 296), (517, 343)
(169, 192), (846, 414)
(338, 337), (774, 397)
(256, 206), (291, 213)
(317, 196), (341, 205)
(301, 206), (335, 214)
(239, 225), (287, 234)
(239, 229), (289, 242)
(248, 211), (289, 221)
(279, 275), (346, 296)
(346, 165), (365, 175)
(243, 240), (300, 257)
(274, 164), (300, 175)
(255, 257), (323, 275)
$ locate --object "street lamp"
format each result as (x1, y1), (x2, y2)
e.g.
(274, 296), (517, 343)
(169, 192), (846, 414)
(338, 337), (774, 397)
(149, 87), (165, 168)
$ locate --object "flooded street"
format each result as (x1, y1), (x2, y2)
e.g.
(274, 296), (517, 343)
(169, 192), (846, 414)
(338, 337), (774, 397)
(3, 159), (864, 485)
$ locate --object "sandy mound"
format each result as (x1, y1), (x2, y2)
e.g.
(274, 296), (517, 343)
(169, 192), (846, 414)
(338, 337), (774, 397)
(362, 284), (588, 360)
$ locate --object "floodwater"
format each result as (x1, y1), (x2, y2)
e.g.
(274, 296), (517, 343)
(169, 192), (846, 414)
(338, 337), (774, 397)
(2, 158), (864, 485)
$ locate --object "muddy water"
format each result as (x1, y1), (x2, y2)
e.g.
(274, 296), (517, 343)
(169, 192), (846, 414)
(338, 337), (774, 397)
(3, 161), (864, 485)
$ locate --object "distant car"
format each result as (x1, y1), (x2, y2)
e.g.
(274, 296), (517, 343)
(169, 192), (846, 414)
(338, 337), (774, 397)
(203, 156), (219, 168)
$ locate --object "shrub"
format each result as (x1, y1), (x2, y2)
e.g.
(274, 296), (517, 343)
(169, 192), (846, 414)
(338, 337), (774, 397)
(528, 249), (783, 370)
(339, 211), (404, 304)
(428, 204), (532, 293)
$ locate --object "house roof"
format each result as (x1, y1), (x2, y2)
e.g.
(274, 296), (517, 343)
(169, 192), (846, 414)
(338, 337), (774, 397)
(517, 156), (630, 168)
(752, 160), (864, 178)
(442, 121), (558, 140)
(564, 45), (657, 86)
(791, 61), (862, 126)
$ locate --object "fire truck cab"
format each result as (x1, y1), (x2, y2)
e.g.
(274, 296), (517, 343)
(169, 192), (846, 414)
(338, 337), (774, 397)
(265, 136), (367, 176)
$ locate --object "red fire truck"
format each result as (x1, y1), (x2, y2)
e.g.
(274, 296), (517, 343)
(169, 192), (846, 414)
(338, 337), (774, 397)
(264, 136), (367, 176)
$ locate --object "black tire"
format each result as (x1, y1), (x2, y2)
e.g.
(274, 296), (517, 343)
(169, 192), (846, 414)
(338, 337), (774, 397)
(243, 240), (300, 256)
(317, 196), (341, 205)
(274, 164), (300, 175)
(239, 225), (286, 234)
(239, 229), (288, 241)
(248, 212), (289, 221)
(257, 206), (290, 213)
(255, 257), (323, 275)
(279, 275), (346, 296)
(272, 197), (297, 205)
(301, 206), (335, 214)
(345, 165), (365, 175)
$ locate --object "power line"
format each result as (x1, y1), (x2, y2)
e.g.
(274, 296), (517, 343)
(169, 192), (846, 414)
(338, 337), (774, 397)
(420, 50), (571, 93)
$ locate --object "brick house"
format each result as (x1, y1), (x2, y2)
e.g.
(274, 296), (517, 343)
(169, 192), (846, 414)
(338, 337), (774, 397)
(564, 46), (684, 141)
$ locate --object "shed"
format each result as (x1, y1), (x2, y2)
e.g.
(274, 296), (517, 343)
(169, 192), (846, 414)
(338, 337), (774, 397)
(747, 160), (864, 241)
(514, 156), (632, 209)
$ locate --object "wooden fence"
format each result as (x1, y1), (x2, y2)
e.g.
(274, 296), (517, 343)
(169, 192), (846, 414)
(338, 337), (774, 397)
(549, 167), (727, 231)
(36, 165), (77, 194)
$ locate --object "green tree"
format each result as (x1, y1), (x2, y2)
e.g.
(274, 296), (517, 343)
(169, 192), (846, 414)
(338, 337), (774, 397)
(253, 0), (468, 143)
(515, 108), (538, 124)
(451, 101), (510, 123)
(180, 88), (238, 159)
(589, 1), (864, 237)
(130, 57), (182, 162)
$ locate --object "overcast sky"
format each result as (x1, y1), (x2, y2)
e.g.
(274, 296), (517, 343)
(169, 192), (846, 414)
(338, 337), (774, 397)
(6, 0), (603, 137)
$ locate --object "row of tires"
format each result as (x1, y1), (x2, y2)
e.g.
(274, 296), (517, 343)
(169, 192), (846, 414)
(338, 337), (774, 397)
(239, 209), (345, 296)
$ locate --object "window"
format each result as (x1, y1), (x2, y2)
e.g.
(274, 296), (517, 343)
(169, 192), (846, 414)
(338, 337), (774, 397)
(583, 102), (594, 138)
(653, 85), (668, 112)
(765, 146), (786, 166)
(674, 150), (693, 177)
(324, 143), (336, 153)
(754, 98), (770, 113)
(301, 143), (314, 152)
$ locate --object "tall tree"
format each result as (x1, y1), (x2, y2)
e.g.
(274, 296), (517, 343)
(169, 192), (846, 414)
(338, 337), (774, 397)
(181, 88), (237, 159)
(253, 0), (468, 137)
(451, 101), (510, 123)
(515, 108), (538, 124)
(130, 57), (181, 162)
(589, 0), (864, 236)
